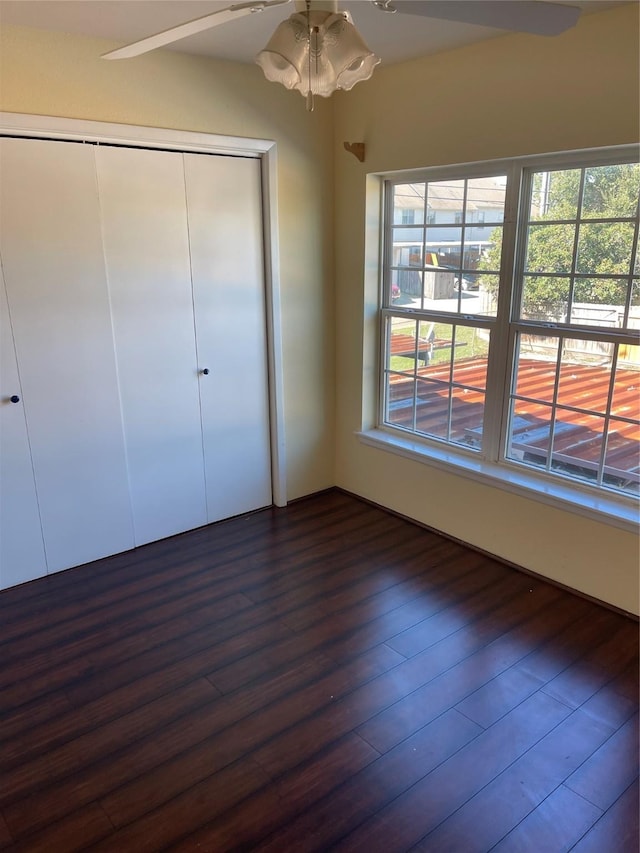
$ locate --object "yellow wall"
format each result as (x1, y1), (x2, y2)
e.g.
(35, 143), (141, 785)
(333, 4), (640, 615)
(0, 23), (336, 501)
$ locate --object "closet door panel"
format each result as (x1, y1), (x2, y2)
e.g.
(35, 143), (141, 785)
(96, 146), (207, 545)
(0, 139), (135, 573)
(0, 276), (47, 588)
(184, 154), (272, 522)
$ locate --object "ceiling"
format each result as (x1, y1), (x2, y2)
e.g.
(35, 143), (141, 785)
(0, 0), (627, 66)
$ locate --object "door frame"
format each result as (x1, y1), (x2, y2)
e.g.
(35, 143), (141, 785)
(0, 112), (287, 508)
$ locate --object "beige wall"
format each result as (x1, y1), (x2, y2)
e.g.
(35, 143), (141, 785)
(333, 4), (640, 615)
(0, 23), (336, 501)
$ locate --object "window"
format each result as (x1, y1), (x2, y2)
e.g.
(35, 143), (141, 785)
(378, 150), (640, 512)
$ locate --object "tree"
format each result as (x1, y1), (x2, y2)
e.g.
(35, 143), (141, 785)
(478, 163), (639, 316)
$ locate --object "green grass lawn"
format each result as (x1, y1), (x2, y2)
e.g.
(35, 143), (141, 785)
(389, 321), (490, 372)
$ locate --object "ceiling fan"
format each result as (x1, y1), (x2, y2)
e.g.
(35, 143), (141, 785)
(102, 0), (582, 109)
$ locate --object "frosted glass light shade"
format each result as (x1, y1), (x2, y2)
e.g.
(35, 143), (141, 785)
(256, 10), (380, 99)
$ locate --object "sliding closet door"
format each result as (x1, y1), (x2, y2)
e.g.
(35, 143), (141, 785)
(0, 139), (135, 573)
(0, 276), (47, 587)
(184, 154), (272, 522)
(95, 146), (207, 545)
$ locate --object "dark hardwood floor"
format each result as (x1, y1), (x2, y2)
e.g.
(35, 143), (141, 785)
(1, 489), (638, 852)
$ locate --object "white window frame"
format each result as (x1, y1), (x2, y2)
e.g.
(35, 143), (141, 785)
(359, 145), (640, 532)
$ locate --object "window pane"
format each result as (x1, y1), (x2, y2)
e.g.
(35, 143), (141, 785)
(524, 223), (575, 274)
(581, 163), (640, 219)
(451, 387), (485, 449)
(425, 179), (465, 224)
(398, 323), (487, 450)
(452, 328), (490, 386)
(475, 226), (503, 274)
(521, 276), (569, 321)
(423, 322), (455, 370)
(422, 263), (457, 302)
(604, 418), (640, 495)
(388, 316), (424, 372)
(465, 176), (507, 224)
(415, 377), (449, 440)
(412, 323), (454, 441)
(570, 278), (628, 326)
(425, 226), (462, 265)
(552, 409), (605, 485)
(530, 169), (581, 221)
(556, 347), (612, 414)
(386, 373), (415, 429)
(507, 400), (553, 468)
(514, 335), (559, 402)
(392, 230), (424, 266)
(393, 183), (425, 225)
(576, 222), (635, 275)
(610, 360), (640, 419)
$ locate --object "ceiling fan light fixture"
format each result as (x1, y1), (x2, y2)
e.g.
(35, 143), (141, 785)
(255, 8), (380, 108)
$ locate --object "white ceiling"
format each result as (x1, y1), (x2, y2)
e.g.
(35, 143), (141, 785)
(0, 0), (627, 66)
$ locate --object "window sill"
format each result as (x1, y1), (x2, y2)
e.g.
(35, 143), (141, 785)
(357, 428), (639, 534)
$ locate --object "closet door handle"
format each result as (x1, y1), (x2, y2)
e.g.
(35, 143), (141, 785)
(10, 395), (20, 403)
(201, 368), (210, 375)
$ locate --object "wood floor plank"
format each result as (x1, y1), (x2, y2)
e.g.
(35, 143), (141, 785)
(0, 814), (12, 849)
(453, 664), (546, 729)
(4, 645), (399, 834)
(0, 492), (360, 644)
(0, 490), (636, 852)
(564, 712), (639, 811)
(0, 692), (74, 745)
(207, 553), (504, 695)
(570, 780), (640, 853)
(488, 785), (602, 853)
(64, 614), (294, 707)
(332, 691), (573, 852)
(0, 591), (252, 693)
(1, 500), (380, 675)
(251, 585), (568, 779)
(91, 758), (273, 853)
(354, 585), (570, 755)
(253, 708), (483, 852)
(413, 697), (621, 852)
(608, 660), (640, 704)
(165, 733), (380, 852)
(1, 597), (287, 713)
(98, 644), (402, 828)
(1, 679), (220, 833)
(5, 804), (113, 853)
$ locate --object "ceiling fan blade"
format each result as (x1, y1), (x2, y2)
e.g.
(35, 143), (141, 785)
(102, 0), (291, 60)
(384, 1), (581, 36)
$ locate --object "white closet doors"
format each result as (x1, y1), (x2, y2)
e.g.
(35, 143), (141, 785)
(185, 154), (272, 523)
(0, 139), (135, 573)
(0, 137), (272, 588)
(0, 277), (47, 588)
(95, 146), (207, 546)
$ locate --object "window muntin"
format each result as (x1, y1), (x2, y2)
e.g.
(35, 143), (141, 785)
(380, 152), (640, 503)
